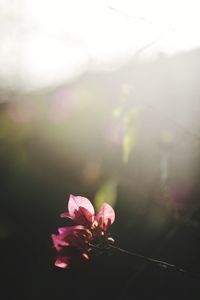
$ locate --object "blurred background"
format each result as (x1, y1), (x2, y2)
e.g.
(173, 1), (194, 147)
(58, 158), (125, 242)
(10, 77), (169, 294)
(1, 1), (200, 299)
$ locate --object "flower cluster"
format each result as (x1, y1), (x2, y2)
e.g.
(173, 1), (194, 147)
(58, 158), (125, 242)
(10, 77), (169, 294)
(51, 195), (115, 269)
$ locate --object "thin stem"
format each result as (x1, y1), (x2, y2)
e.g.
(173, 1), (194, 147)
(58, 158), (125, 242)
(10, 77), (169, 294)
(109, 244), (186, 273)
(88, 242), (186, 273)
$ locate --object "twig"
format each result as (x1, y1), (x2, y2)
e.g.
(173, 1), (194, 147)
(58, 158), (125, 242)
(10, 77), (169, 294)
(109, 244), (186, 273)
(107, 5), (175, 57)
(88, 242), (200, 277)
(107, 5), (154, 25)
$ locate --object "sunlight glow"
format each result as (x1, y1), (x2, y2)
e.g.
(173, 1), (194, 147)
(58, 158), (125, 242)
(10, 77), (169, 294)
(0, 0), (199, 89)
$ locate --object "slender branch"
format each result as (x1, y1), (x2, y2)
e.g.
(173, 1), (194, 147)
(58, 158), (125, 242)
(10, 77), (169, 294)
(88, 243), (200, 278)
(107, 5), (154, 25)
(109, 244), (186, 273)
(107, 5), (175, 57)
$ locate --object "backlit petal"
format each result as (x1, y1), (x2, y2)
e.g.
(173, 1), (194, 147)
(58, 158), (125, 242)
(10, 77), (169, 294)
(60, 212), (72, 219)
(57, 225), (85, 235)
(55, 257), (69, 269)
(95, 203), (115, 231)
(51, 225), (87, 251)
(68, 194), (95, 224)
(54, 248), (90, 269)
(51, 234), (69, 251)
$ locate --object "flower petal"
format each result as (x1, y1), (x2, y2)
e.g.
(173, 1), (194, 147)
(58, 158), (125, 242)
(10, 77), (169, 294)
(68, 195), (95, 225)
(95, 203), (115, 231)
(51, 224), (93, 254)
(54, 247), (90, 269)
(51, 225), (86, 251)
(60, 212), (72, 219)
(51, 234), (69, 251)
(57, 225), (85, 235)
(55, 257), (69, 269)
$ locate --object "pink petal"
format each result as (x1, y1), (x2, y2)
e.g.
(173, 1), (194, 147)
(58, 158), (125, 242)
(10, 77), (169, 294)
(54, 248), (90, 269)
(57, 225), (85, 235)
(55, 257), (69, 269)
(95, 203), (115, 231)
(54, 227), (92, 252)
(51, 234), (69, 251)
(51, 225), (86, 251)
(60, 212), (72, 219)
(68, 195), (95, 224)
(58, 227), (68, 234)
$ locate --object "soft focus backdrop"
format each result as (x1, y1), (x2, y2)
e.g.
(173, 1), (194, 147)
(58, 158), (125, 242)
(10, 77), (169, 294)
(1, 1), (200, 300)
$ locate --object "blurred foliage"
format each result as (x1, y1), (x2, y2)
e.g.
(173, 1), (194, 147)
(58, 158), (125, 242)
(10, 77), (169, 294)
(160, 129), (174, 145)
(0, 112), (29, 171)
(113, 102), (142, 163)
(94, 179), (117, 210)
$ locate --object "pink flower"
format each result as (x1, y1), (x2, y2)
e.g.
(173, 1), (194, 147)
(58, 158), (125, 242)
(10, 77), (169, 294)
(51, 195), (115, 269)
